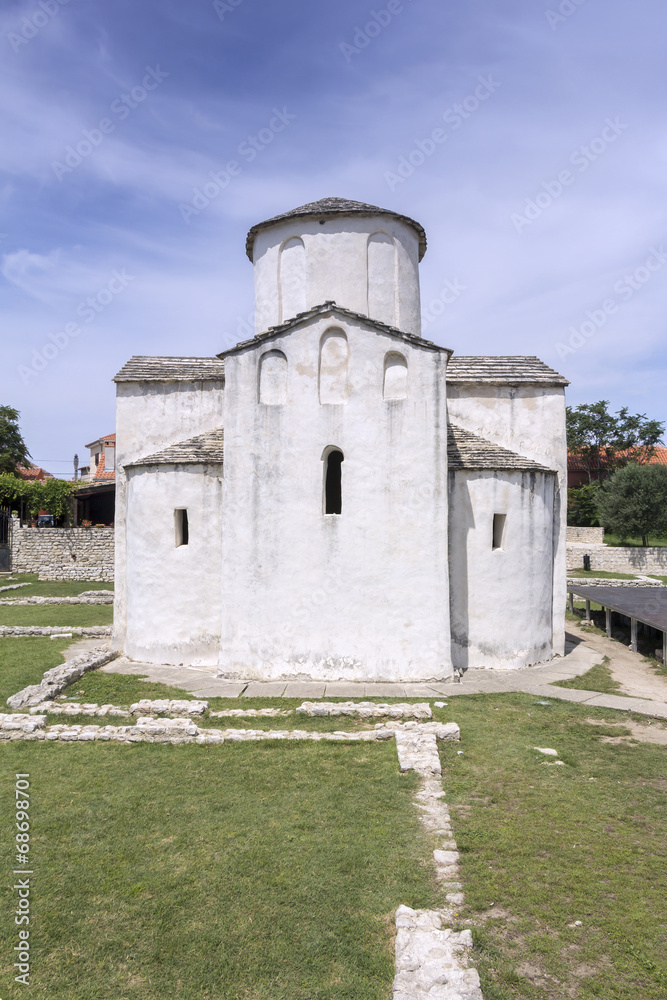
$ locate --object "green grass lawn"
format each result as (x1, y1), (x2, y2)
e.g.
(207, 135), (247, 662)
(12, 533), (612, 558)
(554, 659), (622, 694)
(0, 604), (113, 627)
(1, 574), (112, 597)
(0, 741), (438, 1000)
(568, 569), (641, 580)
(603, 532), (667, 548)
(437, 694), (667, 999)
(3, 612), (667, 997)
(0, 636), (73, 705)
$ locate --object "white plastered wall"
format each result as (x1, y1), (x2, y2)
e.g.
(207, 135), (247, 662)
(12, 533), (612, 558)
(446, 385), (567, 657)
(219, 313), (451, 682)
(113, 379), (224, 653)
(124, 464), (223, 665)
(252, 216), (421, 335)
(449, 470), (556, 669)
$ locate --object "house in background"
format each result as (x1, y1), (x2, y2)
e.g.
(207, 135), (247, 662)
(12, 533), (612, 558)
(17, 464), (53, 482)
(568, 446), (667, 488)
(74, 433), (116, 525)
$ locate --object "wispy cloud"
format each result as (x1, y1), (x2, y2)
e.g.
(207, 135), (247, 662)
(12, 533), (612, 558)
(1, 0), (666, 472)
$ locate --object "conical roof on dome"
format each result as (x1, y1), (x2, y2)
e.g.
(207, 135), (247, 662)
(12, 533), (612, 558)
(245, 197), (427, 261)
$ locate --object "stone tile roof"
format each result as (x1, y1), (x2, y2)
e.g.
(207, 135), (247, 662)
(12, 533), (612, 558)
(125, 430), (224, 468)
(448, 424), (554, 472)
(217, 301), (451, 358)
(447, 356), (568, 386)
(245, 197), (428, 261)
(113, 357), (225, 383)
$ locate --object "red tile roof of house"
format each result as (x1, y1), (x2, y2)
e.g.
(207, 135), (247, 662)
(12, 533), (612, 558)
(85, 432), (115, 448)
(16, 465), (53, 481)
(568, 447), (667, 472)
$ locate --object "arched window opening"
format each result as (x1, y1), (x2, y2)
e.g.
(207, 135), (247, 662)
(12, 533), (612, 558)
(279, 236), (306, 322)
(258, 350), (288, 404)
(367, 232), (397, 327)
(319, 329), (349, 404)
(383, 351), (408, 400)
(323, 449), (344, 515)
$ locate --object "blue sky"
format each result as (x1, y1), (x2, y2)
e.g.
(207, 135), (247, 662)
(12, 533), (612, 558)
(1, 0), (666, 476)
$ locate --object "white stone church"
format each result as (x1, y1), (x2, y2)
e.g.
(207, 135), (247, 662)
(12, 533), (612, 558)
(112, 197), (568, 682)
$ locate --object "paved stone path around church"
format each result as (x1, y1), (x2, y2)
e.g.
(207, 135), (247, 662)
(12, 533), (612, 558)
(99, 631), (667, 720)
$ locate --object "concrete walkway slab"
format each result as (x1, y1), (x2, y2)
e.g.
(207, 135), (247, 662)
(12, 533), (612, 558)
(243, 682), (288, 698)
(416, 683), (459, 695)
(364, 684), (407, 697)
(282, 682), (326, 699)
(185, 682), (248, 698)
(584, 693), (667, 718)
(403, 684), (445, 696)
(323, 683), (366, 697)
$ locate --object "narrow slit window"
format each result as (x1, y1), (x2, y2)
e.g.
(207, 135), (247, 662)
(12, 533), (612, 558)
(175, 508), (189, 547)
(324, 450), (344, 515)
(492, 513), (506, 551)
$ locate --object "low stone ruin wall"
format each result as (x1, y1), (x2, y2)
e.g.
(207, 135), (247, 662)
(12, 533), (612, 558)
(567, 543), (667, 575)
(566, 526), (605, 544)
(10, 524), (114, 581)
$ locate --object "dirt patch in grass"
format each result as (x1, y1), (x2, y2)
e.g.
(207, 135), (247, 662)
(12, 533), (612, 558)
(583, 717), (667, 746)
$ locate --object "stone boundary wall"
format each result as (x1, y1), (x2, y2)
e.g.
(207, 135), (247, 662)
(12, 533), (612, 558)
(567, 542), (667, 575)
(10, 524), (114, 581)
(566, 526), (605, 544)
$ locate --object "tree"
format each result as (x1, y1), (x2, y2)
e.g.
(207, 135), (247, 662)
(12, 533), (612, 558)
(567, 401), (664, 482)
(0, 406), (31, 475)
(596, 464), (667, 546)
(567, 482), (600, 527)
(0, 474), (75, 522)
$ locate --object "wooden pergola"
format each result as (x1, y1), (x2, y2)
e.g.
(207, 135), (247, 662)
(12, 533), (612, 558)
(568, 584), (667, 663)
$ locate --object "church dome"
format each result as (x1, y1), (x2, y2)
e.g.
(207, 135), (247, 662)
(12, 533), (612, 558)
(246, 197), (427, 262)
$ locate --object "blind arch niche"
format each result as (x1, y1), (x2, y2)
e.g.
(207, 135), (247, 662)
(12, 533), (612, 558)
(367, 232), (397, 327)
(319, 328), (349, 404)
(258, 350), (288, 405)
(279, 237), (306, 322)
(383, 351), (408, 400)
